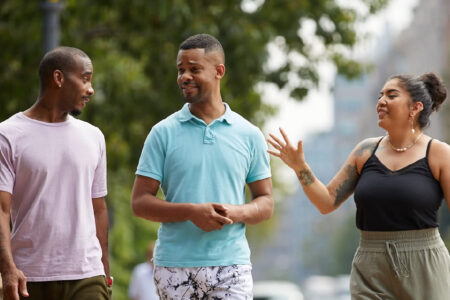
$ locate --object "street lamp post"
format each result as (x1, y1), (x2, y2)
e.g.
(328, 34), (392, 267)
(40, 0), (64, 53)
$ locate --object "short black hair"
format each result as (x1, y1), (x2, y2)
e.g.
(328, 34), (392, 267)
(179, 34), (225, 63)
(38, 46), (90, 89)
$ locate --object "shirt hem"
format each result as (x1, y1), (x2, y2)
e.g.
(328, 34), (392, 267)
(247, 173), (271, 184)
(25, 270), (105, 282)
(92, 191), (108, 198)
(154, 259), (251, 268)
(0, 186), (12, 194)
(136, 170), (162, 182)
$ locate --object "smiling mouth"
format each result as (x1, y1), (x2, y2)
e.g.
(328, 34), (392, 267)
(377, 110), (387, 117)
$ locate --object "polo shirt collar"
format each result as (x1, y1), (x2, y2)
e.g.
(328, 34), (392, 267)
(177, 102), (235, 124)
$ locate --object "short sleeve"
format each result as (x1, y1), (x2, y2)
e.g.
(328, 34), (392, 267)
(246, 129), (271, 183)
(136, 126), (166, 182)
(91, 130), (108, 198)
(0, 134), (15, 194)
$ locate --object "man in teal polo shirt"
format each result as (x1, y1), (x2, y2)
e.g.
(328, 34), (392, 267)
(131, 33), (273, 299)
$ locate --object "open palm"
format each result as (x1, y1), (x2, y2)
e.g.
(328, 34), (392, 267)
(267, 128), (306, 172)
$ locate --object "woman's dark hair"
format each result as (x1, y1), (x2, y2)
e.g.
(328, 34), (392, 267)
(390, 72), (447, 128)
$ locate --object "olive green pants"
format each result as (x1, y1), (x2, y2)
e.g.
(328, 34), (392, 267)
(21, 275), (109, 300)
(350, 228), (450, 300)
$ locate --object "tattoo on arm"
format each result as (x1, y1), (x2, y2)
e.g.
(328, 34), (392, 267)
(355, 140), (377, 157)
(334, 164), (359, 206)
(297, 169), (315, 186)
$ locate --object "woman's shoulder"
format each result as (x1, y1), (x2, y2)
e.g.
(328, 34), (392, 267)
(428, 137), (450, 157)
(352, 136), (384, 158)
(426, 137), (450, 180)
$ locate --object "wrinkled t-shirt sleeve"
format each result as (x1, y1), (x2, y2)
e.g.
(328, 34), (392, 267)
(136, 127), (165, 182)
(246, 129), (271, 183)
(0, 134), (14, 194)
(91, 130), (108, 198)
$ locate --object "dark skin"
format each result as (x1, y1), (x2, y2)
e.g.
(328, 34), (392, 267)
(0, 54), (110, 300)
(24, 55), (94, 122)
(0, 191), (28, 300)
(131, 47), (273, 228)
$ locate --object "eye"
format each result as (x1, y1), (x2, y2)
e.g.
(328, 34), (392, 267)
(177, 68), (184, 75)
(387, 94), (397, 99)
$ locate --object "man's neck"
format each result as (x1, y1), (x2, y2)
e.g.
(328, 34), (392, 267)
(189, 99), (226, 125)
(24, 97), (69, 123)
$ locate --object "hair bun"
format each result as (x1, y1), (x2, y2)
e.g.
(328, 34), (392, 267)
(420, 72), (447, 111)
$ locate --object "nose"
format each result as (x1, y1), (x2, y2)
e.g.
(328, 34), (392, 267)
(87, 85), (94, 96)
(377, 95), (386, 106)
(179, 71), (193, 82)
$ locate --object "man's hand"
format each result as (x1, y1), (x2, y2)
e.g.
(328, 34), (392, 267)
(214, 204), (242, 224)
(189, 203), (233, 232)
(2, 267), (28, 300)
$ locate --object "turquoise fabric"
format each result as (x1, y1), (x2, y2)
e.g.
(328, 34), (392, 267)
(136, 103), (271, 267)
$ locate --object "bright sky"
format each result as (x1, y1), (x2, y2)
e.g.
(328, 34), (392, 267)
(262, 0), (419, 142)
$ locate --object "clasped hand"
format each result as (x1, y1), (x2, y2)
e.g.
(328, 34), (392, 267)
(190, 203), (234, 232)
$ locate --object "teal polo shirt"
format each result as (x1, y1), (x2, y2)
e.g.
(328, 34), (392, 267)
(136, 103), (271, 267)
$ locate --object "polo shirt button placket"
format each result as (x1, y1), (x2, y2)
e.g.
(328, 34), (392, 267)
(203, 126), (215, 144)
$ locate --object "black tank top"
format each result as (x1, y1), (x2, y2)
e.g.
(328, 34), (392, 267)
(354, 138), (443, 231)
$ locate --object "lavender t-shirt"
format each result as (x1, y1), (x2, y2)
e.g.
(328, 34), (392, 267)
(0, 113), (107, 281)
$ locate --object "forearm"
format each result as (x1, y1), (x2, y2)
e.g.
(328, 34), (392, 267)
(0, 211), (15, 273)
(131, 194), (195, 223)
(294, 164), (337, 214)
(93, 198), (110, 277)
(229, 195), (273, 225)
(0, 193), (15, 274)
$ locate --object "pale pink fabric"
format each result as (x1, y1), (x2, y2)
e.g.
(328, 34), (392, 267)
(0, 113), (107, 281)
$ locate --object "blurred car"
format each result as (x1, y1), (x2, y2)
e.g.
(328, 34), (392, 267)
(302, 275), (350, 300)
(253, 280), (304, 300)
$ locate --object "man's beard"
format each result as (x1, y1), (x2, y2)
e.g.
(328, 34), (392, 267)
(70, 109), (82, 117)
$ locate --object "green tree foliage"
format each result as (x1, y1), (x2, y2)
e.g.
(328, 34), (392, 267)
(1, 1), (387, 298)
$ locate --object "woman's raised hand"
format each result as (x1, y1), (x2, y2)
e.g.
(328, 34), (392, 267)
(267, 128), (306, 172)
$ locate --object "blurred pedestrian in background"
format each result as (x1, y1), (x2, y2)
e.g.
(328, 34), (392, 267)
(128, 242), (159, 300)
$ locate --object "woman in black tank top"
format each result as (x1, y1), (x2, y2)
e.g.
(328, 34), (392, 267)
(268, 72), (450, 299)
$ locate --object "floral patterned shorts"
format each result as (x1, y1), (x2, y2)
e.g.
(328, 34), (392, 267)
(154, 265), (253, 300)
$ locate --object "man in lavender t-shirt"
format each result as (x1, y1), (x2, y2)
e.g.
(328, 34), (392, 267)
(0, 47), (110, 300)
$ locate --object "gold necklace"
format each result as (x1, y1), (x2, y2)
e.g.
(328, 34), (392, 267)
(387, 133), (423, 152)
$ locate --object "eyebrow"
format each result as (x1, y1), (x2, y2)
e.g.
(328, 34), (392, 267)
(380, 88), (400, 94)
(82, 71), (93, 75)
(177, 60), (200, 67)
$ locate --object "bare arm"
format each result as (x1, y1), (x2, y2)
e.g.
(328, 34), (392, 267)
(268, 128), (376, 214)
(429, 140), (450, 211)
(219, 178), (273, 225)
(0, 191), (28, 299)
(92, 197), (110, 278)
(131, 175), (233, 232)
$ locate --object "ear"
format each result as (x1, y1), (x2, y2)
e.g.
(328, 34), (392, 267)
(215, 64), (225, 79)
(410, 101), (423, 115)
(53, 69), (64, 88)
